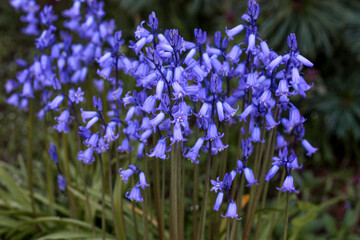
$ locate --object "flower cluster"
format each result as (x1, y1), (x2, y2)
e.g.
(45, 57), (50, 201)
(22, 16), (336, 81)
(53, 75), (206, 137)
(7, 0), (318, 222)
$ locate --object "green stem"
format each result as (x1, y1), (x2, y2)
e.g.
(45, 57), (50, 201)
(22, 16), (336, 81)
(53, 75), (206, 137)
(108, 153), (120, 240)
(283, 192), (290, 240)
(267, 169), (286, 239)
(192, 163), (199, 240)
(27, 99), (37, 227)
(226, 218), (231, 240)
(62, 134), (77, 218)
(177, 142), (184, 240)
(44, 118), (54, 215)
(143, 152), (149, 240)
(98, 154), (106, 240)
(153, 157), (164, 240)
(197, 141), (212, 240)
(230, 173), (244, 240)
(129, 152), (139, 240)
(254, 130), (277, 240)
(243, 128), (276, 240)
(170, 139), (178, 240)
(81, 164), (96, 237)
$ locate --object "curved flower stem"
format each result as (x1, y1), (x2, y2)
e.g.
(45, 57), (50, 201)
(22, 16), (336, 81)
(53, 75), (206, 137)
(98, 154), (106, 240)
(283, 192), (290, 240)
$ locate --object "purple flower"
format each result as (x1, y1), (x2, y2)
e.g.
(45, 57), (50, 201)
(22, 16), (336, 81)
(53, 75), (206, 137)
(139, 172), (150, 189)
(119, 165), (135, 183)
(126, 185), (143, 202)
(54, 110), (71, 133)
(225, 24), (244, 40)
(147, 138), (168, 159)
(221, 202), (241, 220)
(77, 147), (95, 164)
(49, 143), (58, 164)
(206, 123), (220, 141)
(69, 87), (84, 104)
(301, 139), (318, 157)
(277, 175), (299, 194)
(244, 167), (258, 186)
(213, 192), (224, 211)
(264, 165), (279, 182)
(184, 137), (204, 164)
(57, 174), (66, 192)
(48, 95), (64, 110)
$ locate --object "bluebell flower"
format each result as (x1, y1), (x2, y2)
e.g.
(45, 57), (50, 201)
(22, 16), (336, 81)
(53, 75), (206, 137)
(79, 126), (92, 139)
(242, 139), (253, 160)
(58, 174), (66, 192)
(140, 129), (153, 142)
(139, 172), (150, 189)
(213, 192), (224, 211)
(119, 165), (136, 184)
(183, 137), (204, 164)
(48, 95), (64, 110)
(266, 55), (282, 73)
(246, 33), (256, 54)
(264, 165), (279, 182)
(265, 112), (279, 130)
(216, 101), (225, 122)
(239, 104), (254, 122)
(276, 134), (288, 149)
(222, 101), (238, 118)
(213, 136), (229, 153)
(22, 81), (34, 98)
(295, 54), (313, 67)
(244, 167), (258, 186)
(251, 126), (264, 143)
(150, 112), (165, 128)
(142, 95), (157, 113)
(49, 143), (58, 164)
(171, 123), (187, 144)
(288, 154), (303, 169)
(104, 123), (118, 143)
(126, 185), (143, 202)
(221, 202), (241, 220)
(225, 24), (244, 40)
(227, 45), (242, 62)
(117, 137), (134, 153)
(54, 110), (71, 133)
(206, 123), (220, 141)
(137, 142), (145, 159)
(35, 25), (56, 50)
(85, 133), (99, 148)
(125, 106), (136, 122)
(147, 138), (168, 160)
(210, 177), (222, 193)
(77, 147), (95, 164)
(93, 96), (103, 112)
(301, 139), (318, 157)
(69, 87), (84, 104)
(96, 138), (109, 153)
(277, 175), (299, 193)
